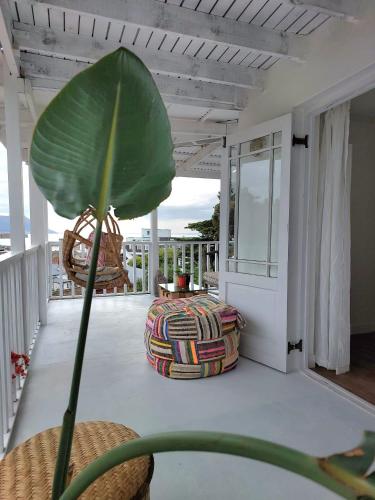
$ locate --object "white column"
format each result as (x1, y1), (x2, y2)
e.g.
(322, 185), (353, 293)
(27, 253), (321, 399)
(3, 59), (25, 253)
(29, 163), (48, 324)
(150, 209), (159, 296)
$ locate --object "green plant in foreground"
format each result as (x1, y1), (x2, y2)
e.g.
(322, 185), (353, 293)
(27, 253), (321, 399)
(30, 47), (375, 499)
(30, 47), (174, 499)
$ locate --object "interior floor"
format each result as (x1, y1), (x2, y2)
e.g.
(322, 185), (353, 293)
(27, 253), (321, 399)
(9, 296), (375, 499)
(314, 333), (375, 405)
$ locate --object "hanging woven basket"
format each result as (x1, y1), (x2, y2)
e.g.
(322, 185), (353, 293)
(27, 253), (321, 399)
(62, 207), (132, 291)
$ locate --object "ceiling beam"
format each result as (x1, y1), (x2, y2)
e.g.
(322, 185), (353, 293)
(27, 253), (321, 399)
(289, 0), (359, 19)
(0, 2), (19, 76)
(20, 52), (248, 110)
(177, 141), (221, 173)
(17, 0), (302, 61)
(169, 118), (227, 137)
(13, 23), (263, 90)
(175, 162), (221, 179)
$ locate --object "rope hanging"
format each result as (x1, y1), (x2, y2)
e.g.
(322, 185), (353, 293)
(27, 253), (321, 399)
(62, 207), (132, 291)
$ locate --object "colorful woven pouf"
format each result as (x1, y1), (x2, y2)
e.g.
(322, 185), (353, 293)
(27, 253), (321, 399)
(145, 295), (245, 379)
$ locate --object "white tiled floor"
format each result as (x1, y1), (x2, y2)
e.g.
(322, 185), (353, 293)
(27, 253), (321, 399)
(10, 295), (375, 499)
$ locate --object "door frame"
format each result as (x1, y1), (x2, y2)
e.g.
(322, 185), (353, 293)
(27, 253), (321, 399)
(295, 62), (375, 374)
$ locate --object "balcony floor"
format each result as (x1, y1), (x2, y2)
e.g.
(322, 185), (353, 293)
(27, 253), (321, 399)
(10, 295), (375, 499)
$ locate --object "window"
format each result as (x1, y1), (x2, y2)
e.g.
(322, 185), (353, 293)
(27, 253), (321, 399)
(227, 131), (282, 278)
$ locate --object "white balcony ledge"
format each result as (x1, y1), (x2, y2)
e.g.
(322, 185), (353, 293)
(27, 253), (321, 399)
(8, 295), (375, 499)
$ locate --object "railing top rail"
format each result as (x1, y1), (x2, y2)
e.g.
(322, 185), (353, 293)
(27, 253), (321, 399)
(25, 245), (40, 256)
(0, 244), (40, 271)
(0, 250), (24, 268)
(124, 240), (219, 245)
(48, 240), (220, 246)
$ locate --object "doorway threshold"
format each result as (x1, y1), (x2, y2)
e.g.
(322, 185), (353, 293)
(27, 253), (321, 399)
(303, 368), (375, 416)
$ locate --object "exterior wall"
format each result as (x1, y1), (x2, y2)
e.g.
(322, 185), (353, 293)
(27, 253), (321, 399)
(350, 117), (375, 334)
(238, 1), (375, 129)
(227, 2), (375, 368)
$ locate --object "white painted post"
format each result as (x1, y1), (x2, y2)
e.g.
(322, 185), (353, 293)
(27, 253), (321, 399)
(198, 243), (203, 288)
(29, 164), (48, 324)
(150, 209), (159, 296)
(141, 244), (146, 292)
(3, 60), (25, 253)
(190, 243), (194, 284)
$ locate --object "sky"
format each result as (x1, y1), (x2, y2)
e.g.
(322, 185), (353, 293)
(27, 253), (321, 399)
(0, 143), (220, 238)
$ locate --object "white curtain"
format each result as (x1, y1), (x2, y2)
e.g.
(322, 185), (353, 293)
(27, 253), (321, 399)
(315, 101), (351, 375)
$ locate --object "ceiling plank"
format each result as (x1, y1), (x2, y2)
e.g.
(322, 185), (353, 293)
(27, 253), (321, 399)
(287, 0), (359, 20)
(13, 23), (263, 89)
(0, 1), (19, 76)
(17, 0), (302, 61)
(20, 52), (249, 110)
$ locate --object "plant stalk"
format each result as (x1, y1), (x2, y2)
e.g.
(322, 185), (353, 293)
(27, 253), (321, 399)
(52, 220), (103, 499)
(59, 432), (362, 500)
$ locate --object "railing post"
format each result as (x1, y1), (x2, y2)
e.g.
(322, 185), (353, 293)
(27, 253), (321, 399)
(150, 209), (159, 296)
(3, 58), (25, 254)
(29, 167), (48, 324)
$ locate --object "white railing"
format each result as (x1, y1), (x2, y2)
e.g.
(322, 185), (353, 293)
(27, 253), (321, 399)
(47, 240), (219, 299)
(0, 246), (41, 455)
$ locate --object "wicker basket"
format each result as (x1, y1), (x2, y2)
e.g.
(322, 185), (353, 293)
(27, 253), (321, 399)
(62, 207), (132, 290)
(0, 421), (153, 499)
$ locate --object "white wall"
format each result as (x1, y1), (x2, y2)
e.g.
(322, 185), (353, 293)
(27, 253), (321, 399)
(238, 1), (375, 129)
(350, 117), (375, 334)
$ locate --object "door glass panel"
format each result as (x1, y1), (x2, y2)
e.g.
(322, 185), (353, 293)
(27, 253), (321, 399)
(270, 265), (278, 278)
(250, 135), (270, 152)
(270, 147), (281, 264)
(238, 262), (267, 276)
(273, 131), (282, 146)
(239, 141), (250, 155)
(227, 130), (283, 278)
(238, 152), (270, 263)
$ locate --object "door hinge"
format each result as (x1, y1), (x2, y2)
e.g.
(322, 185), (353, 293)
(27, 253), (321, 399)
(288, 339), (303, 354)
(292, 134), (309, 148)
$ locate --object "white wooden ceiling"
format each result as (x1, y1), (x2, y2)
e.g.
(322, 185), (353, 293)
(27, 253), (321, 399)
(0, 0), (359, 178)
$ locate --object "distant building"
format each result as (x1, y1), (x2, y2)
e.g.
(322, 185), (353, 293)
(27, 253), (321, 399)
(126, 229), (172, 242)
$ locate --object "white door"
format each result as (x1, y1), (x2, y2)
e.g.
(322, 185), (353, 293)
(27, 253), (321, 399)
(219, 114), (292, 372)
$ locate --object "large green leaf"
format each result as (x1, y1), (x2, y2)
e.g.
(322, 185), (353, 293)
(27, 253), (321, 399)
(30, 48), (175, 221)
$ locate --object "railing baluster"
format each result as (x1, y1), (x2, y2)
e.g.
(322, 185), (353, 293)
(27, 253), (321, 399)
(206, 243), (210, 272)
(122, 243), (127, 295)
(198, 244), (203, 288)
(132, 243), (136, 294)
(141, 244), (146, 293)
(215, 242), (219, 272)
(182, 244), (186, 273)
(190, 244), (194, 283)
(173, 245), (177, 283)
(58, 239), (63, 298)
(163, 244), (168, 281)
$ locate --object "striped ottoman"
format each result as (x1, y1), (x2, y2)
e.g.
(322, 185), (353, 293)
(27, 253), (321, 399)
(144, 295), (244, 379)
